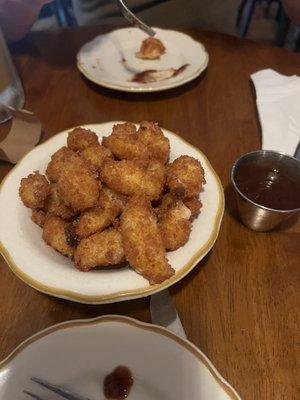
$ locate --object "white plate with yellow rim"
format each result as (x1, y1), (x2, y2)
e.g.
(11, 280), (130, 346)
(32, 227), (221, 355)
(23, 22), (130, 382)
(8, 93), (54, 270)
(0, 315), (241, 400)
(0, 122), (224, 304)
(77, 27), (209, 92)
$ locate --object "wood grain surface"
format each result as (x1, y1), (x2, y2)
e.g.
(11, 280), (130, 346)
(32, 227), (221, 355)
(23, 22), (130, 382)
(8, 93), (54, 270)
(0, 27), (299, 399)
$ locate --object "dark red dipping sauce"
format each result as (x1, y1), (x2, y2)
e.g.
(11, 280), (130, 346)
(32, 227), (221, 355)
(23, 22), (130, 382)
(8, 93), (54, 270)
(104, 366), (133, 399)
(131, 64), (189, 83)
(234, 162), (300, 210)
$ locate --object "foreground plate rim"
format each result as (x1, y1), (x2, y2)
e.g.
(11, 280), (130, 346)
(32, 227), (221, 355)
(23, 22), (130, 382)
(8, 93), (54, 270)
(0, 315), (241, 399)
(0, 123), (224, 304)
(76, 27), (209, 93)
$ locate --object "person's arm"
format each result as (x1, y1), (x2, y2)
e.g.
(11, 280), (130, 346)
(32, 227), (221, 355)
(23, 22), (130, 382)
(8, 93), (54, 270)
(282, 0), (300, 25)
(0, 0), (51, 42)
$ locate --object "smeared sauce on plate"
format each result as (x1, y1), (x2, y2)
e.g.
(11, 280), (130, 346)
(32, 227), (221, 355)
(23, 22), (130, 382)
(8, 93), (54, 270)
(234, 163), (300, 210)
(131, 64), (189, 83)
(104, 366), (133, 399)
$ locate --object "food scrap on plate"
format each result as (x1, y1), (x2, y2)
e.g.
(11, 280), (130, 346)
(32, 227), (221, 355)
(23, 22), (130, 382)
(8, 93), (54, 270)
(19, 122), (205, 285)
(136, 37), (166, 60)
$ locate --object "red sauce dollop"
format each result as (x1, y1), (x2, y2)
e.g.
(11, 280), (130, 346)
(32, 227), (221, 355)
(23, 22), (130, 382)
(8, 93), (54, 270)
(104, 366), (134, 399)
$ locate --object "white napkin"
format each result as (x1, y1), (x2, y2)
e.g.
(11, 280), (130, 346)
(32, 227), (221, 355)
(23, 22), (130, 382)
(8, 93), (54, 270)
(251, 69), (300, 156)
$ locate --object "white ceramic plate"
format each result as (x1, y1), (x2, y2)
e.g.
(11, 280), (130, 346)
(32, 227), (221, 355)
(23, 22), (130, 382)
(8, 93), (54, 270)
(0, 315), (241, 400)
(0, 122), (224, 304)
(77, 28), (209, 92)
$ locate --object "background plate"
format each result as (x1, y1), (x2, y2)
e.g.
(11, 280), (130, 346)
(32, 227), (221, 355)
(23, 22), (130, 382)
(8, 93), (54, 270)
(77, 27), (209, 92)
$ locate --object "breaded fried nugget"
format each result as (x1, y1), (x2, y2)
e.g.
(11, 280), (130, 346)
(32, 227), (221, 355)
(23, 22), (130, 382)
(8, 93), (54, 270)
(136, 37), (166, 60)
(147, 159), (166, 190)
(44, 184), (76, 220)
(80, 145), (113, 172)
(31, 210), (46, 227)
(74, 228), (125, 271)
(158, 202), (191, 250)
(138, 121), (170, 164)
(67, 127), (99, 151)
(183, 197), (202, 221)
(75, 187), (125, 238)
(100, 159), (165, 200)
(111, 122), (136, 136)
(42, 214), (74, 258)
(19, 171), (50, 209)
(156, 192), (202, 221)
(102, 122), (148, 160)
(57, 164), (100, 212)
(120, 197), (174, 284)
(155, 192), (175, 220)
(46, 147), (85, 182)
(166, 155), (205, 198)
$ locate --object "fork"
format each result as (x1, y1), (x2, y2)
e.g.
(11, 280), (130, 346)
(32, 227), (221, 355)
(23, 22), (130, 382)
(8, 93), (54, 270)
(116, 0), (156, 36)
(23, 377), (91, 400)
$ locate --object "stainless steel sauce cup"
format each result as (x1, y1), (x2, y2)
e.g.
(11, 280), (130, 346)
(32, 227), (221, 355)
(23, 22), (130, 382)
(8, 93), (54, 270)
(231, 150), (300, 232)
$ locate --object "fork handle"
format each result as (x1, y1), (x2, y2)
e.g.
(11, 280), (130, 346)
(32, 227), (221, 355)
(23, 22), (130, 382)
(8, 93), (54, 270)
(117, 0), (156, 36)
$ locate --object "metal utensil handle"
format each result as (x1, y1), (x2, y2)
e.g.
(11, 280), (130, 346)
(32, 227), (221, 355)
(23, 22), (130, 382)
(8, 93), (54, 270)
(117, 0), (156, 36)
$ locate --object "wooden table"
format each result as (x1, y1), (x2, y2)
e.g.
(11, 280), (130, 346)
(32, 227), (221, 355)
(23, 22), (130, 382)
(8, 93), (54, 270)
(0, 27), (299, 400)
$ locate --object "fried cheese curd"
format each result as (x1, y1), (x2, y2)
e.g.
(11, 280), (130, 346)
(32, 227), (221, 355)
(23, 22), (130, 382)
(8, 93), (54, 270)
(42, 214), (74, 258)
(19, 171), (50, 209)
(44, 183), (75, 220)
(102, 122), (149, 161)
(48, 144), (100, 213)
(80, 145), (113, 172)
(120, 197), (174, 284)
(183, 196), (202, 221)
(100, 159), (165, 201)
(31, 210), (46, 227)
(166, 155), (205, 198)
(46, 146), (85, 182)
(137, 121), (170, 164)
(74, 228), (125, 271)
(102, 122), (170, 164)
(56, 162), (100, 212)
(67, 127), (99, 151)
(158, 201), (191, 251)
(75, 186), (126, 239)
(156, 192), (202, 222)
(136, 37), (166, 60)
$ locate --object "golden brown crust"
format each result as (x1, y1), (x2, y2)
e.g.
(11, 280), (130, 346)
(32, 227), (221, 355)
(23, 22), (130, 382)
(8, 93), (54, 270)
(19, 171), (50, 210)
(80, 145), (113, 172)
(183, 197), (202, 221)
(155, 192), (176, 220)
(158, 202), (191, 250)
(156, 192), (202, 222)
(120, 197), (174, 284)
(74, 228), (125, 271)
(138, 121), (170, 164)
(111, 122), (137, 136)
(56, 165), (100, 212)
(45, 147), (87, 182)
(67, 127), (99, 152)
(31, 210), (47, 227)
(44, 184), (76, 220)
(166, 155), (205, 198)
(75, 187), (125, 238)
(100, 159), (165, 201)
(136, 37), (166, 60)
(102, 122), (149, 161)
(42, 214), (74, 258)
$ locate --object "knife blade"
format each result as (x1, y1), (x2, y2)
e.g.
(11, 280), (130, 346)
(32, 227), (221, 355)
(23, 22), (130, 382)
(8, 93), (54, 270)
(150, 289), (187, 339)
